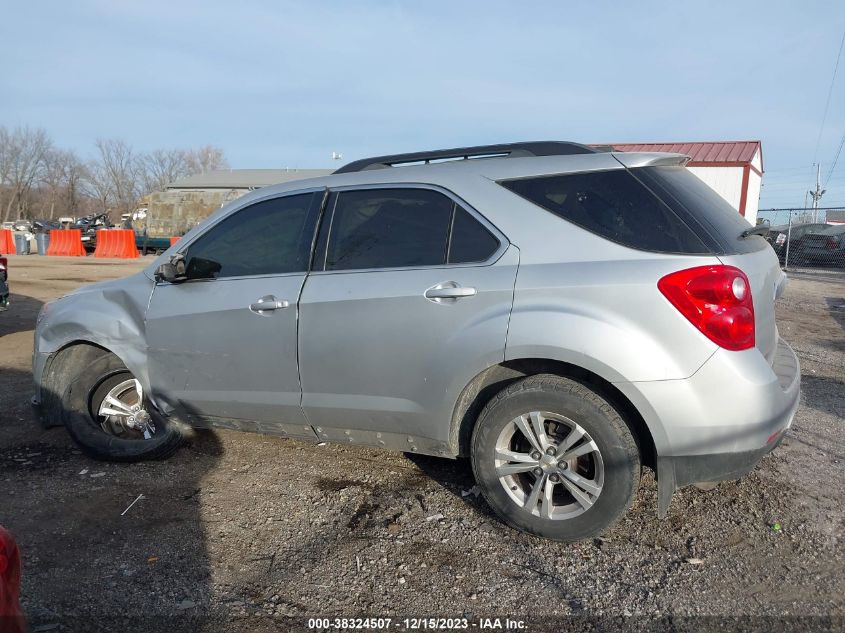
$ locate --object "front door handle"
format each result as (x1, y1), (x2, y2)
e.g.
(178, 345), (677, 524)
(249, 295), (289, 314)
(424, 282), (477, 302)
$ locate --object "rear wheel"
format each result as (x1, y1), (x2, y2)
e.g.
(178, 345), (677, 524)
(471, 374), (640, 541)
(62, 353), (184, 461)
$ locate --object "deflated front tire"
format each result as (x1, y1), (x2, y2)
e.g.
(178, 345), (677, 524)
(61, 353), (184, 462)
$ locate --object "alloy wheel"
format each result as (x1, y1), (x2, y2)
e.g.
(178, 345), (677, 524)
(494, 411), (604, 520)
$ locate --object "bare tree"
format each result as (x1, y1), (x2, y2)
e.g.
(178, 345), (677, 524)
(41, 149), (87, 218)
(0, 125), (52, 222)
(1, 130), (231, 219)
(184, 145), (228, 175)
(140, 148), (189, 193)
(92, 139), (141, 216)
(83, 159), (114, 214)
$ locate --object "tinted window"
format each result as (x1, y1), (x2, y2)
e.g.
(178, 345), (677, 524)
(448, 206), (499, 263)
(326, 189), (452, 270)
(501, 169), (709, 254)
(185, 193), (316, 279)
(632, 166), (763, 255)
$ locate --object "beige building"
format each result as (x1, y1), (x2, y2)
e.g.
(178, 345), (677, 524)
(139, 168), (332, 238)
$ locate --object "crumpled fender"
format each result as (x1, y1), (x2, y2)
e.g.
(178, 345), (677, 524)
(34, 272), (155, 395)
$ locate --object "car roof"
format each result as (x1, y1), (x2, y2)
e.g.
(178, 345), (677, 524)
(251, 150), (690, 200)
(815, 224), (845, 235)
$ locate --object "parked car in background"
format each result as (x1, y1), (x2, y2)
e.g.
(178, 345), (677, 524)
(797, 224), (845, 266)
(765, 222), (829, 262)
(0, 256), (9, 311)
(32, 141), (800, 542)
(74, 213), (112, 253)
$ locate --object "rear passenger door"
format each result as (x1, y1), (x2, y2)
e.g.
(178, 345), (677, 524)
(297, 186), (519, 454)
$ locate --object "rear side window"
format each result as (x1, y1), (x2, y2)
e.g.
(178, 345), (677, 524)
(448, 206), (500, 263)
(326, 189), (453, 270)
(500, 170), (709, 254)
(184, 192), (317, 279)
(632, 166), (764, 255)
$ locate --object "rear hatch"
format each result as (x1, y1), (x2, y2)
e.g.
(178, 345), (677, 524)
(628, 165), (782, 364)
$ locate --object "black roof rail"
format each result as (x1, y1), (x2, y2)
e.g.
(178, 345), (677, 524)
(333, 141), (600, 174)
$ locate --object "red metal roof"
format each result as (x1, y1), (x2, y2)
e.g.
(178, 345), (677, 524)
(607, 141), (762, 167)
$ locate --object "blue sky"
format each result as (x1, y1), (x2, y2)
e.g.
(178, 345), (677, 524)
(2, 1), (844, 208)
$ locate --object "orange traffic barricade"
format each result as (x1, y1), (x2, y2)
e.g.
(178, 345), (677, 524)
(0, 229), (15, 255)
(170, 236), (180, 246)
(94, 230), (115, 258)
(94, 230), (138, 259)
(45, 229), (86, 257)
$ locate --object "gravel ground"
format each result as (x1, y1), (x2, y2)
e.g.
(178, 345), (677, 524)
(0, 255), (843, 632)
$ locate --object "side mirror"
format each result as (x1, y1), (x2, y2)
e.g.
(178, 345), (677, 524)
(154, 253), (187, 283)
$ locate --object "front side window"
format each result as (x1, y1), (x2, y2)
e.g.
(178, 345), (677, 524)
(185, 192), (317, 279)
(325, 189), (453, 270)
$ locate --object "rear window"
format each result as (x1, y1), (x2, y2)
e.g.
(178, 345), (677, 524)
(500, 169), (710, 254)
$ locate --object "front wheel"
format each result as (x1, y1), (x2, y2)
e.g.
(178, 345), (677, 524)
(471, 374), (640, 541)
(62, 353), (184, 462)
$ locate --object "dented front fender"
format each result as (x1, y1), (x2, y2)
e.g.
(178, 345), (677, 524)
(33, 272), (155, 401)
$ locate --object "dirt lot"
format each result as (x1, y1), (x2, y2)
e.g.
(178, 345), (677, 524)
(1, 255), (843, 632)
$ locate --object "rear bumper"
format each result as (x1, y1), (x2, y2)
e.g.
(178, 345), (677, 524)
(800, 248), (844, 263)
(659, 431), (786, 488)
(616, 337), (800, 517)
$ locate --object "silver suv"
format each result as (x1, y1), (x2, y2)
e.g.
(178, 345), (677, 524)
(33, 142), (800, 541)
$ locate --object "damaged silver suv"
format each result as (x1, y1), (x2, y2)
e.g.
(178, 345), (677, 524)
(33, 142), (800, 541)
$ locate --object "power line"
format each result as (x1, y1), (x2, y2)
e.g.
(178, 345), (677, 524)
(812, 30), (845, 165)
(823, 132), (845, 188)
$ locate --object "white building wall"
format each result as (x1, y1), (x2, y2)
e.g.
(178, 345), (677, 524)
(687, 166), (744, 210)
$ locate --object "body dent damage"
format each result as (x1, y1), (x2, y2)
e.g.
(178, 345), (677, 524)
(34, 272), (155, 400)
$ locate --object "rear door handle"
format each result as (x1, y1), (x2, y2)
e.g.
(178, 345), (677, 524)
(249, 295), (289, 314)
(424, 282), (477, 302)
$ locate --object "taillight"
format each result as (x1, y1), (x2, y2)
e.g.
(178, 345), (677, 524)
(658, 265), (755, 351)
(0, 256), (6, 273)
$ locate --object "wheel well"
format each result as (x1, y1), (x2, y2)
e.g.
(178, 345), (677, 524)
(450, 358), (656, 470)
(39, 342), (114, 427)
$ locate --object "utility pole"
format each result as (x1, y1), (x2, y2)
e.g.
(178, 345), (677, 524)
(808, 163), (826, 222)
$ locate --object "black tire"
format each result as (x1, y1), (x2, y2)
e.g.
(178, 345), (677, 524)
(61, 352), (184, 462)
(471, 374), (640, 542)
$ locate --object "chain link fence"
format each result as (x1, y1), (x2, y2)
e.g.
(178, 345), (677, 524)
(757, 208), (845, 273)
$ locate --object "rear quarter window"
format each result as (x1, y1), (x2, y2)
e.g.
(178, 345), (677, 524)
(500, 169), (710, 254)
(630, 166), (765, 255)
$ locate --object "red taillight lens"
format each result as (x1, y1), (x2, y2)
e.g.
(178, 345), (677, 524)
(0, 256), (6, 272)
(658, 265), (755, 351)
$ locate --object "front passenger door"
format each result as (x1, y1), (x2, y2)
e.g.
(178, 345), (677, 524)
(146, 191), (322, 437)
